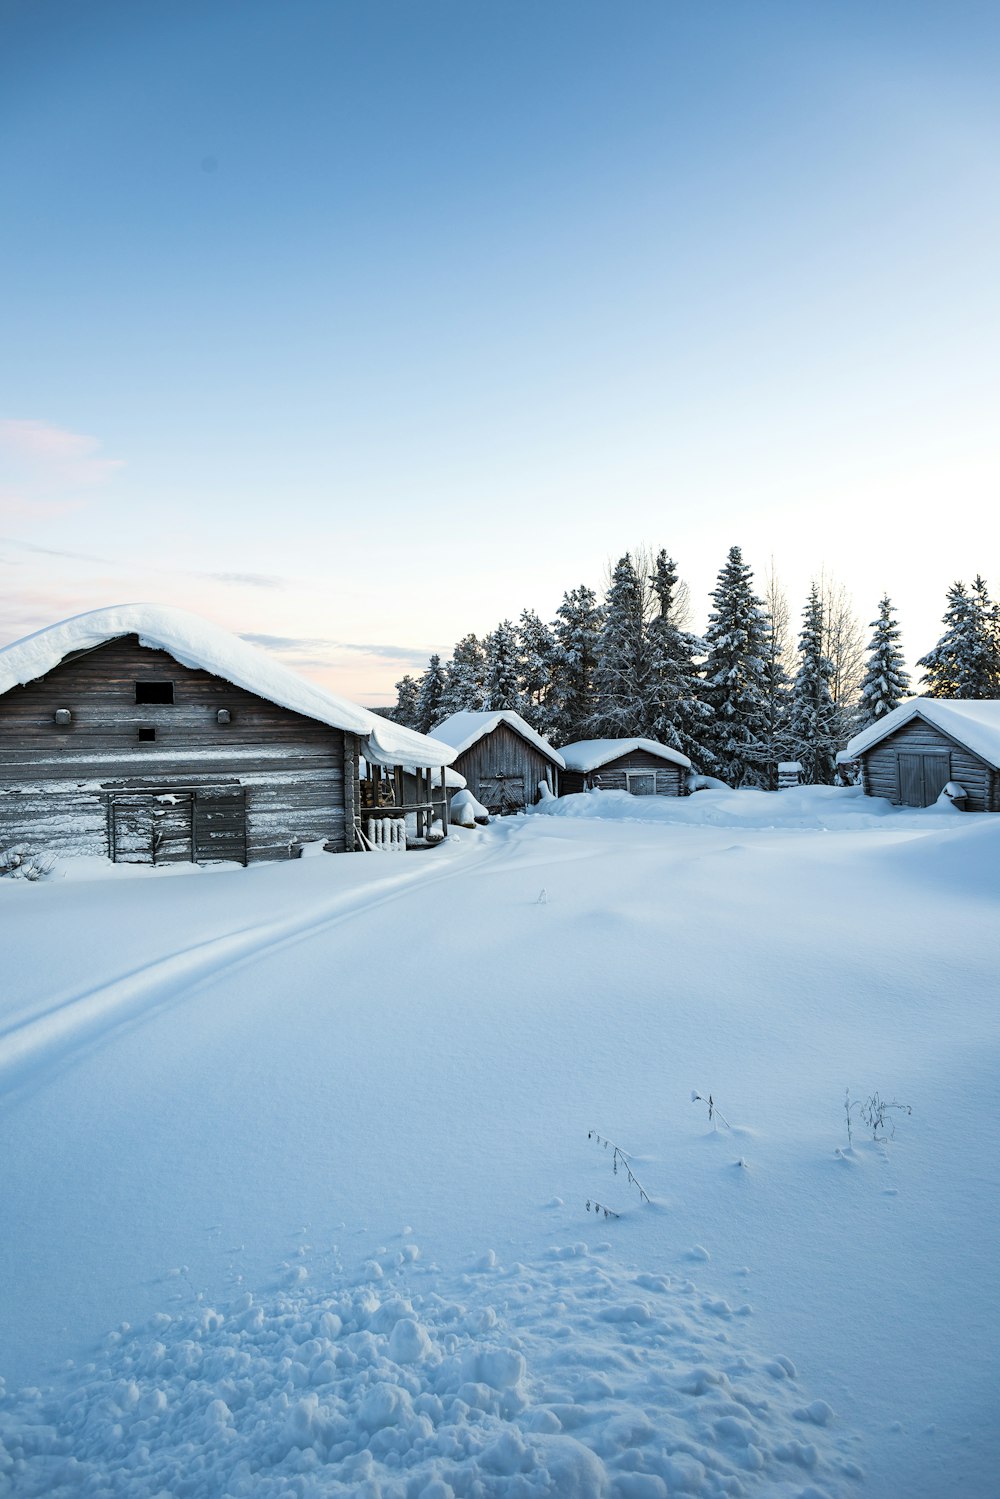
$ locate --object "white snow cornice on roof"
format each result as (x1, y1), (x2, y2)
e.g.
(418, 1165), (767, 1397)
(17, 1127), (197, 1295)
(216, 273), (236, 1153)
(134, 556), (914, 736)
(559, 737), (691, 773)
(431, 710), (566, 769)
(0, 603), (457, 767)
(845, 696), (1000, 770)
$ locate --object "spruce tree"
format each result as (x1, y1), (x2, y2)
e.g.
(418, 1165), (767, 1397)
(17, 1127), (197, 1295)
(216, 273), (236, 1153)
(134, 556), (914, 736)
(391, 673), (420, 729)
(482, 620), (524, 713)
(590, 553), (655, 738)
(517, 608), (556, 731)
(700, 546), (771, 787)
(437, 634), (487, 719)
(646, 550), (711, 765)
(918, 579), (999, 698)
(414, 653), (446, 735)
(788, 584), (839, 784)
(857, 596), (911, 730)
(548, 585), (603, 745)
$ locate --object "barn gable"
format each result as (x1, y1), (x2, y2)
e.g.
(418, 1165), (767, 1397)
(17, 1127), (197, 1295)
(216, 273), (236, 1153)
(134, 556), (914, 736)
(431, 710), (564, 816)
(843, 699), (1000, 812)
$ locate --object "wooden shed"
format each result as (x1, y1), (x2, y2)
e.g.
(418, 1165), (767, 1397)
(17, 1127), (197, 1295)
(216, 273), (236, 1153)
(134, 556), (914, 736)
(430, 710), (564, 816)
(0, 604), (457, 866)
(842, 697), (1000, 811)
(559, 737), (691, 797)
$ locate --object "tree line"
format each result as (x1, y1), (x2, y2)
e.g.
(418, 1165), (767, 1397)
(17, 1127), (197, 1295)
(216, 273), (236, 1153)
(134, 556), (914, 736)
(386, 546), (1000, 788)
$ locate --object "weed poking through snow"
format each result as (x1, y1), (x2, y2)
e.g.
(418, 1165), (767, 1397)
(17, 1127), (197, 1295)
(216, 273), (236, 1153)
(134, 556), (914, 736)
(588, 1131), (651, 1206)
(691, 1090), (731, 1129)
(845, 1088), (912, 1146)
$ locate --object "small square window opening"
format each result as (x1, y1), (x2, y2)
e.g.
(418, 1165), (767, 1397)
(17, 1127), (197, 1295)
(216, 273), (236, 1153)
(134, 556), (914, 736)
(135, 681), (174, 704)
(138, 726), (156, 743)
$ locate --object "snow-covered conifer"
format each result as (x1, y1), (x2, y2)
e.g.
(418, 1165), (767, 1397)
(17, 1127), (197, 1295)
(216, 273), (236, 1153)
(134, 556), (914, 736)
(590, 554), (655, 738)
(438, 634), (487, 719)
(700, 546), (771, 786)
(857, 596), (911, 730)
(646, 550), (711, 764)
(517, 608), (556, 731)
(482, 620), (524, 712)
(788, 584), (839, 784)
(548, 585), (603, 745)
(391, 673), (420, 729)
(414, 653), (446, 735)
(918, 579), (999, 698)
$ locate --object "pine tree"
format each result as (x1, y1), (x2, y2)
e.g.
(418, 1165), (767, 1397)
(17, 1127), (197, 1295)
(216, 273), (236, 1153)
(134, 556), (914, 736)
(414, 653), (446, 735)
(437, 634), (487, 719)
(548, 585), (603, 745)
(391, 674), (420, 729)
(857, 596), (911, 730)
(646, 550), (711, 765)
(918, 580), (999, 698)
(590, 554), (655, 738)
(788, 584), (839, 784)
(482, 620), (524, 713)
(517, 608), (556, 731)
(700, 546), (772, 787)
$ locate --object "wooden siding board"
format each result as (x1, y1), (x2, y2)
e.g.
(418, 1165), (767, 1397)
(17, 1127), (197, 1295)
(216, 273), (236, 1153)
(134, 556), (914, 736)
(0, 636), (349, 859)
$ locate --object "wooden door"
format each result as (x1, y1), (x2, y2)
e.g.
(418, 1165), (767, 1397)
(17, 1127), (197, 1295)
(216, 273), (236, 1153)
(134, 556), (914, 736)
(193, 786), (247, 864)
(897, 752), (950, 807)
(478, 774), (526, 815)
(111, 796), (155, 864)
(627, 772), (656, 796)
(151, 793), (194, 863)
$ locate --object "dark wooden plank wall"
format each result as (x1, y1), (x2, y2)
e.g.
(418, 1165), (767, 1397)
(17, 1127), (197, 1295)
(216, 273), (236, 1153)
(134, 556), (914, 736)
(452, 722), (559, 809)
(562, 748), (685, 796)
(860, 715), (993, 811)
(0, 636), (350, 860)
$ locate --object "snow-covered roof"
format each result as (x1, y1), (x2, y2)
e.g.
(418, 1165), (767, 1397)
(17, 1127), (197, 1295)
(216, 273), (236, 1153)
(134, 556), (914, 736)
(0, 604), (457, 768)
(559, 737), (691, 773)
(430, 710), (566, 769)
(844, 697), (1000, 770)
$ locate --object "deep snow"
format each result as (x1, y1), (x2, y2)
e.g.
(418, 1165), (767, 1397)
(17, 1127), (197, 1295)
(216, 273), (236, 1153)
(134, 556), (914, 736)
(1, 786), (998, 1497)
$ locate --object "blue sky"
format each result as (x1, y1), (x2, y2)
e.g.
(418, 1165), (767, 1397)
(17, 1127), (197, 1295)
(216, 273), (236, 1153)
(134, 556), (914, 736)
(2, 0), (998, 702)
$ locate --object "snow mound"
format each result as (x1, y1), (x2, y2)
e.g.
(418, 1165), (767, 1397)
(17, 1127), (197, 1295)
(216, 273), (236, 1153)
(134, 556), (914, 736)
(0, 1246), (862, 1498)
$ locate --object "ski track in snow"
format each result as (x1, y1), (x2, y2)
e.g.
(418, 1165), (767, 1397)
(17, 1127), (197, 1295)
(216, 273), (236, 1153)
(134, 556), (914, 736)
(0, 1240), (864, 1499)
(0, 844), (498, 1100)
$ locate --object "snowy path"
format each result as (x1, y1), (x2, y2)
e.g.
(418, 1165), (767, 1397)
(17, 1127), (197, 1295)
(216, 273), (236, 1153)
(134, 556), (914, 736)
(1, 793), (998, 1497)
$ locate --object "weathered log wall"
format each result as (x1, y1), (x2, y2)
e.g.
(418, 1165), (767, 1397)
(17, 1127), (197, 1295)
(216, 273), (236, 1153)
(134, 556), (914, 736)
(451, 722), (558, 814)
(561, 748), (685, 797)
(0, 636), (350, 861)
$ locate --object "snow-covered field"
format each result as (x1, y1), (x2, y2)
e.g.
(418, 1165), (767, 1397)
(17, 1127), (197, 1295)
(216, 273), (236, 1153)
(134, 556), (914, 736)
(1, 786), (998, 1498)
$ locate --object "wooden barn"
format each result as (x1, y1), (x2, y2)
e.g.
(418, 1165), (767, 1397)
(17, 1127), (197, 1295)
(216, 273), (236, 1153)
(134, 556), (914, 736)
(842, 697), (1000, 811)
(430, 710), (564, 815)
(0, 604), (458, 866)
(559, 737), (691, 796)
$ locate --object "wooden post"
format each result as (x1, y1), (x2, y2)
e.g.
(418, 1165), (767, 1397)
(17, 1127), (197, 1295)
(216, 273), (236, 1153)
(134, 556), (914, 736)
(344, 733), (357, 851)
(439, 764), (448, 837)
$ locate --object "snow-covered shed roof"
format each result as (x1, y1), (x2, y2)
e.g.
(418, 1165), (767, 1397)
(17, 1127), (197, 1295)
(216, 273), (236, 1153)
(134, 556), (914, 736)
(843, 697), (1000, 770)
(0, 604), (457, 768)
(360, 757), (467, 789)
(560, 737), (691, 773)
(430, 710), (566, 769)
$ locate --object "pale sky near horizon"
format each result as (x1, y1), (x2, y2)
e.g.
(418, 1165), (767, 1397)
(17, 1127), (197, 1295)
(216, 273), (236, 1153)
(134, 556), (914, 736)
(2, 0), (998, 704)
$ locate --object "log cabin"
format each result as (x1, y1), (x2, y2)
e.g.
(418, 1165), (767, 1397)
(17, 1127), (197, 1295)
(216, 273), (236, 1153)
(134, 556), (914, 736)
(0, 604), (458, 866)
(842, 697), (1000, 811)
(559, 737), (691, 796)
(430, 711), (564, 815)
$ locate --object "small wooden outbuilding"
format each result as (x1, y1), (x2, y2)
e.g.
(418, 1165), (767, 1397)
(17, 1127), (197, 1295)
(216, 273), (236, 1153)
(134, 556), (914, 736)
(0, 604), (458, 866)
(559, 737), (691, 796)
(430, 710), (564, 815)
(842, 697), (1000, 811)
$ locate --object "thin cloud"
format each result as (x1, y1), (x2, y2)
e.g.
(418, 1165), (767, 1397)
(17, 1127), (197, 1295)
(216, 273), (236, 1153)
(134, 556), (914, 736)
(0, 419), (124, 487)
(239, 633), (433, 669)
(1, 537), (114, 564)
(203, 572), (287, 589)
